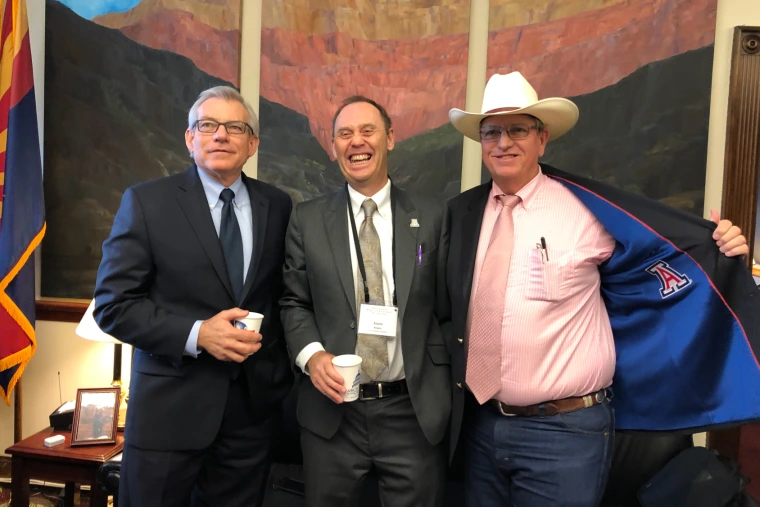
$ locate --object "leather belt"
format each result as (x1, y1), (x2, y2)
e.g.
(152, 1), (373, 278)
(359, 379), (408, 401)
(490, 389), (608, 417)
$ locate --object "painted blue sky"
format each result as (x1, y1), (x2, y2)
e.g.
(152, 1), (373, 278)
(57, 0), (142, 20)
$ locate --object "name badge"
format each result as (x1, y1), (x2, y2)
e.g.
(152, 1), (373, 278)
(358, 304), (398, 338)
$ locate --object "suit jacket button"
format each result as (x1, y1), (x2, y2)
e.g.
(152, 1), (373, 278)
(456, 382), (462, 389)
(457, 337), (463, 344)
(350, 321), (356, 329)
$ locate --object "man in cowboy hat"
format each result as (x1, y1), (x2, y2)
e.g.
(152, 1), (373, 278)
(445, 71), (759, 506)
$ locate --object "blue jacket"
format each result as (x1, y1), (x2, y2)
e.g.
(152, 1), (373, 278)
(446, 163), (760, 459)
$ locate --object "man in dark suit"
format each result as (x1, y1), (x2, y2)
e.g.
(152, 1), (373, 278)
(280, 96), (452, 507)
(94, 86), (293, 507)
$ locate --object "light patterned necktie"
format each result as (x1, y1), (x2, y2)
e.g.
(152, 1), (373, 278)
(466, 194), (521, 403)
(355, 198), (389, 379)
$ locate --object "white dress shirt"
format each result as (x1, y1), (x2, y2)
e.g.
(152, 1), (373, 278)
(295, 179), (405, 382)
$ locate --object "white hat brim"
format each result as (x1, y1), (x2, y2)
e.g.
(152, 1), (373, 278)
(449, 98), (579, 142)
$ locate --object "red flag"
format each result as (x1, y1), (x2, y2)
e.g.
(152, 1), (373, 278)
(0, 0), (46, 405)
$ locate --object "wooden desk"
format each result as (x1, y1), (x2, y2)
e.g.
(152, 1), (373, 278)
(5, 427), (123, 507)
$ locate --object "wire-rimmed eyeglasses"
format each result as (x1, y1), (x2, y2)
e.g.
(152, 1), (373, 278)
(193, 119), (254, 135)
(479, 123), (541, 142)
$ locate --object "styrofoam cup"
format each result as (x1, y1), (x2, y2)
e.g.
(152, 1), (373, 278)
(331, 354), (363, 402)
(234, 312), (264, 332)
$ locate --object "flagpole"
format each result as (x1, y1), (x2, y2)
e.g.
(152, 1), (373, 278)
(14, 379), (22, 443)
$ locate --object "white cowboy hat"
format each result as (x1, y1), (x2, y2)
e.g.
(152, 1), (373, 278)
(449, 71), (579, 142)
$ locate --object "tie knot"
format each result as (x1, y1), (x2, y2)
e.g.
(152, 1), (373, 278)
(361, 198), (378, 217)
(220, 188), (235, 204)
(496, 194), (520, 209)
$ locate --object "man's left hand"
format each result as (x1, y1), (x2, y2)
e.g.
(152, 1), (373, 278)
(710, 209), (749, 257)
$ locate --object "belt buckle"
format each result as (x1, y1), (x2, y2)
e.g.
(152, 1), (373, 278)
(359, 391), (375, 401)
(582, 389), (606, 408)
(358, 383), (382, 401)
(496, 401), (517, 417)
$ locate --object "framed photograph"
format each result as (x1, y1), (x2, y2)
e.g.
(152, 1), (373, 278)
(71, 387), (120, 446)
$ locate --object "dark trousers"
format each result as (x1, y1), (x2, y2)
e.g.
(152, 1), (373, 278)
(300, 393), (446, 507)
(118, 375), (275, 507)
(464, 400), (615, 507)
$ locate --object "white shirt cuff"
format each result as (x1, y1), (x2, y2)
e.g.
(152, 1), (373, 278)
(295, 342), (326, 374)
(184, 320), (203, 357)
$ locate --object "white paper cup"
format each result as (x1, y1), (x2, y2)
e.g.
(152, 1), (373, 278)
(331, 354), (363, 402)
(234, 312), (264, 332)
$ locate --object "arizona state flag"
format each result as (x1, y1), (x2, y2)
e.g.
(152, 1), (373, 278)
(0, 0), (45, 405)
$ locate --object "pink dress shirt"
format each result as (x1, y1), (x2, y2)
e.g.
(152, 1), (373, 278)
(468, 168), (617, 406)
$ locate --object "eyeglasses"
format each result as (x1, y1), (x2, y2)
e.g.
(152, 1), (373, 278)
(334, 127), (383, 140)
(479, 123), (540, 142)
(194, 119), (253, 135)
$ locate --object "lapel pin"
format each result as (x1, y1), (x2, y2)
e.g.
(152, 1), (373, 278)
(410, 219), (420, 228)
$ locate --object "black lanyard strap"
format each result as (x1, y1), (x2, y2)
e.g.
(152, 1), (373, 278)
(346, 183), (397, 306)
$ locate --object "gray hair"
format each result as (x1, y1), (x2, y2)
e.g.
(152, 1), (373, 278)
(187, 86), (260, 136)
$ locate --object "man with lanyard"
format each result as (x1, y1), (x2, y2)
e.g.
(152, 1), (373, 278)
(281, 95), (452, 506)
(445, 71), (757, 506)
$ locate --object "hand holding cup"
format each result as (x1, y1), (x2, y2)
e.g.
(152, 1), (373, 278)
(198, 308), (263, 362)
(331, 354), (363, 402)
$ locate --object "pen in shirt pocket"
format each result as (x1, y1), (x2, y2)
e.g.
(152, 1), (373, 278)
(535, 237), (549, 263)
(417, 243), (423, 266)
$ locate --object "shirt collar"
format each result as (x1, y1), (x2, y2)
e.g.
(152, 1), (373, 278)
(197, 167), (248, 209)
(490, 165), (545, 210)
(346, 178), (392, 220)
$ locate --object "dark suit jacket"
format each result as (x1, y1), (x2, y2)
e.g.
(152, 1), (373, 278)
(280, 184), (452, 445)
(446, 163), (760, 462)
(94, 166), (293, 451)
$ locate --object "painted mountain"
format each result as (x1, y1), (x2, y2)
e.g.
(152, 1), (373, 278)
(254, 0), (716, 207)
(260, 0), (472, 154)
(42, 0), (717, 299)
(42, 0), (243, 298)
(487, 0), (718, 211)
(258, 0), (472, 199)
(92, 0), (241, 85)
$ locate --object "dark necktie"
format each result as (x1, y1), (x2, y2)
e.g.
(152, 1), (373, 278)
(219, 188), (244, 302)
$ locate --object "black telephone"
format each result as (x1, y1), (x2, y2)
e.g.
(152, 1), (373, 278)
(49, 400), (75, 430)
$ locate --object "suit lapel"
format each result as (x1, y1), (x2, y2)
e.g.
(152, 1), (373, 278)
(325, 188), (357, 317)
(461, 183), (491, 311)
(240, 174), (269, 301)
(392, 185), (417, 322)
(176, 167), (235, 301)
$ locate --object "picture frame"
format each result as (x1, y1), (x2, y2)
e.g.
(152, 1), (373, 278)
(70, 387), (120, 446)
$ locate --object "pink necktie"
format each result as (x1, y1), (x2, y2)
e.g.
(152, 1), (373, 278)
(466, 194), (521, 404)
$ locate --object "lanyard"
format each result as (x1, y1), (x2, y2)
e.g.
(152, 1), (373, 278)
(346, 184), (397, 306)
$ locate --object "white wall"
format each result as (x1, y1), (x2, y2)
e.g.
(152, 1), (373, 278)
(28, 0), (43, 158)
(240, 0), (261, 178)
